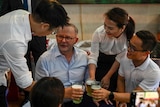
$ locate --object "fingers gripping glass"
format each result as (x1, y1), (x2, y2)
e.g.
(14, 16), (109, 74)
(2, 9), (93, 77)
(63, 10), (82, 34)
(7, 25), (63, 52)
(127, 41), (147, 52)
(56, 35), (76, 41)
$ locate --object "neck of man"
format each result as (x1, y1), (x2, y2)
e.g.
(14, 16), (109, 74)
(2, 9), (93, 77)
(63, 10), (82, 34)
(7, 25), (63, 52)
(132, 56), (148, 67)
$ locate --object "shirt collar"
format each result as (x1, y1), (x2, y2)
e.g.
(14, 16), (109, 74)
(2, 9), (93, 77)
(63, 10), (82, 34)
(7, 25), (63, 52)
(54, 45), (77, 58)
(131, 55), (150, 71)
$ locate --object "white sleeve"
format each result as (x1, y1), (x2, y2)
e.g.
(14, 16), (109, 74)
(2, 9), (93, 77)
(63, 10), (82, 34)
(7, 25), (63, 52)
(2, 40), (33, 88)
(116, 49), (127, 63)
(88, 30), (100, 66)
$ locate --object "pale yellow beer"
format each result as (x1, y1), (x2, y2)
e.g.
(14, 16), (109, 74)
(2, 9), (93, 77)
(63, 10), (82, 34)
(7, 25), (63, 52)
(91, 81), (101, 101)
(86, 79), (95, 96)
(72, 83), (83, 104)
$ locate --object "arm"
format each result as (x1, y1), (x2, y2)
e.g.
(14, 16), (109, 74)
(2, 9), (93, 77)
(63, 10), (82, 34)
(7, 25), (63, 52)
(88, 63), (96, 80)
(101, 60), (119, 88)
(88, 30), (100, 80)
(64, 87), (72, 98)
(24, 81), (36, 92)
(117, 74), (125, 92)
(92, 88), (131, 103)
(3, 40), (33, 89)
(64, 86), (84, 100)
(113, 92), (131, 103)
(105, 60), (119, 79)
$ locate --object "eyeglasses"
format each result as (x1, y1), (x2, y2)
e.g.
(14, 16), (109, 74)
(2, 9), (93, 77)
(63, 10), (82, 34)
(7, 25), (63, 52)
(56, 35), (76, 41)
(127, 41), (147, 52)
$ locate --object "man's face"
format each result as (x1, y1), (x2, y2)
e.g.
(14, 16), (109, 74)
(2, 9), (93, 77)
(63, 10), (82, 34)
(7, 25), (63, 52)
(30, 19), (56, 36)
(56, 26), (78, 53)
(127, 35), (147, 60)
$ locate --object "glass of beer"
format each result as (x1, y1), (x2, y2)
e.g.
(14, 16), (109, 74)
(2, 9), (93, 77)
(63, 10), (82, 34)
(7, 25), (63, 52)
(86, 79), (96, 96)
(72, 82), (83, 104)
(91, 81), (101, 101)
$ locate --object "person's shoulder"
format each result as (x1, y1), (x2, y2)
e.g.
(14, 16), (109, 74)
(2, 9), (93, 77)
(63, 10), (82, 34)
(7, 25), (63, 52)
(11, 9), (29, 15)
(40, 49), (53, 59)
(95, 25), (104, 31)
(74, 47), (88, 56)
(149, 58), (160, 70)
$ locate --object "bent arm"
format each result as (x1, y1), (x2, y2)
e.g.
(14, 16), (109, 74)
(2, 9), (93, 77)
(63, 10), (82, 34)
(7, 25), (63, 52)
(24, 81), (36, 92)
(117, 74), (125, 92)
(88, 63), (96, 80)
(104, 60), (119, 79)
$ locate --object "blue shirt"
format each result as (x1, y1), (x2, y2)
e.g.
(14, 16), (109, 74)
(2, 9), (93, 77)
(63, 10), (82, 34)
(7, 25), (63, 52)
(35, 44), (89, 87)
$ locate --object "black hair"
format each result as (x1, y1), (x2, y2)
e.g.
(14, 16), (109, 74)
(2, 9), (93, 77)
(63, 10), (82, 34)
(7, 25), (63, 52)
(104, 7), (135, 40)
(30, 77), (64, 107)
(32, 0), (70, 30)
(136, 30), (157, 51)
(57, 23), (78, 34)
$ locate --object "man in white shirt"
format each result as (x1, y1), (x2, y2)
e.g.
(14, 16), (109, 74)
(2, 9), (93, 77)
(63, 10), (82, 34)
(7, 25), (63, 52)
(91, 30), (160, 106)
(0, 0), (69, 106)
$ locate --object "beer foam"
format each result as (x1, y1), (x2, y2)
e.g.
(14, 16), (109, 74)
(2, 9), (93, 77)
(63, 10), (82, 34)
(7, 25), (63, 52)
(72, 84), (82, 89)
(91, 85), (101, 90)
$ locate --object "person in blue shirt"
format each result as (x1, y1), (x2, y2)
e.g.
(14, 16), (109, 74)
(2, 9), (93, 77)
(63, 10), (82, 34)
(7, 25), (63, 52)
(35, 23), (88, 107)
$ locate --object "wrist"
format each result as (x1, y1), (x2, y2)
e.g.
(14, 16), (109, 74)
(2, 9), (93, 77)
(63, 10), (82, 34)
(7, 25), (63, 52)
(105, 73), (111, 79)
(108, 91), (114, 100)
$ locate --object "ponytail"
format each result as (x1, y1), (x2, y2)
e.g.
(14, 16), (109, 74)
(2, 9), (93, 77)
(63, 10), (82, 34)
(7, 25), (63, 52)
(125, 16), (135, 40)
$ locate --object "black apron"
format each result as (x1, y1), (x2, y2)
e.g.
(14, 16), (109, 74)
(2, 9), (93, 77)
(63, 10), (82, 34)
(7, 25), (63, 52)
(95, 51), (118, 91)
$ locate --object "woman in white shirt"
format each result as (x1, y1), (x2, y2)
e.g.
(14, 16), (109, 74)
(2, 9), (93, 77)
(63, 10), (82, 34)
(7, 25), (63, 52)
(88, 7), (135, 106)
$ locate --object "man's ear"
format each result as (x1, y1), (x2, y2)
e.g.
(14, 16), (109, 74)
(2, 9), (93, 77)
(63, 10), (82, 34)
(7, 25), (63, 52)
(41, 22), (50, 31)
(144, 50), (151, 56)
(74, 37), (79, 44)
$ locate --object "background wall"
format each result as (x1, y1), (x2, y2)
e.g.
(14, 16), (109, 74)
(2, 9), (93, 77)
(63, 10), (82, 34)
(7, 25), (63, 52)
(49, 4), (160, 41)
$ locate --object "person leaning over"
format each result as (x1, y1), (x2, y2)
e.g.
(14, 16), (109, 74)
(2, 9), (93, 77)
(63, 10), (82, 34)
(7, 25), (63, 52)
(92, 30), (160, 106)
(88, 7), (135, 106)
(35, 23), (88, 107)
(30, 77), (64, 107)
(0, 0), (69, 106)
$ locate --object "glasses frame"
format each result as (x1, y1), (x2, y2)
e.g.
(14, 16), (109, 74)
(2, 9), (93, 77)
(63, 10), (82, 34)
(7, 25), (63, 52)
(127, 41), (147, 52)
(56, 35), (76, 41)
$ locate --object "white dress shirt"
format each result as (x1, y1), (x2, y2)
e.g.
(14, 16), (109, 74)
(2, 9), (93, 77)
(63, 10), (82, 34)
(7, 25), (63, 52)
(88, 25), (127, 66)
(0, 10), (33, 88)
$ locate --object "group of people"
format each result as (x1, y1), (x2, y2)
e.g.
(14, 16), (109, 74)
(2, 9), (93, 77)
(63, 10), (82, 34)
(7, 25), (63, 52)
(0, 0), (160, 107)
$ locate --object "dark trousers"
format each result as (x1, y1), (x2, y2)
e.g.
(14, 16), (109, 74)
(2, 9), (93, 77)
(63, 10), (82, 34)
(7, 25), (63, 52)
(0, 85), (7, 107)
(62, 92), (114, 107)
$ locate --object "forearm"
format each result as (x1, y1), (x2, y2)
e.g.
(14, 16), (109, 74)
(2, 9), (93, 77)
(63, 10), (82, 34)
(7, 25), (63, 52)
(88, 63), (96, 79)
(117, 75), (125, 92)
(113, 92), (130, 103)
(24, 81), (36, 92)
(64, 87), (72, 99)
(104, 60), (119, 78)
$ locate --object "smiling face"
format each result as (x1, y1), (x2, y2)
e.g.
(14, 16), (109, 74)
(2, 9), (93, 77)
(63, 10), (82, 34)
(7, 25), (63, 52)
(104, 16), (125, 38)
(127, 35), (148, 61)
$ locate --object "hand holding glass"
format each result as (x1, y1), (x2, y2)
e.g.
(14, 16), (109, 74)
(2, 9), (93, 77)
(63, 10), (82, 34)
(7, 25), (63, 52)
(91, 81), (101, 101)
(86, 79), (96, 96)
(72, 82), (84, 104)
